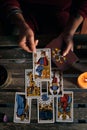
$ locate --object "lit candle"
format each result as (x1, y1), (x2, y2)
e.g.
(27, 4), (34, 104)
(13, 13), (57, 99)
(77, 72), (87, 89)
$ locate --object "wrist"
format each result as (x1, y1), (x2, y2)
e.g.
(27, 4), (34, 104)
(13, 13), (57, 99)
(62, 32), (74, 43)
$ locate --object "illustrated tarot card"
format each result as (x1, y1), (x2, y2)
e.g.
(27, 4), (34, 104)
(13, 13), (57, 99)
(14, 92), (31, 123)
(25, 69), (41, 99)
(33, 48), (51, 81)
(37, 92), (54, 123)
(56, 91), (73, 122)
(48, 69), (63, 97)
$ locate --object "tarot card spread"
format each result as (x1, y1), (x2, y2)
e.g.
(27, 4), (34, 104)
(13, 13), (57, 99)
(14, 92), (31, 123)
(38, 92), (54, 123)
(33, 48), (51, 81)
(56, 91), (73, 122)
(25, 69), (41, 98)
(48, 70), (63, 97)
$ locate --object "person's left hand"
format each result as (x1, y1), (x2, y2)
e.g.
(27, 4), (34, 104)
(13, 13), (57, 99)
(62, 33), (74, 56)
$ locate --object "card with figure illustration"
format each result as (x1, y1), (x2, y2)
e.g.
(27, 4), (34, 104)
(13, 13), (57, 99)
(56, 91), (73, 122)
(33, 48), (51, 81)
(14, 92), (31, 123)
(25, 69), (41, 99)
(37, 92), (54, 123)
(48, 69), (63, 97)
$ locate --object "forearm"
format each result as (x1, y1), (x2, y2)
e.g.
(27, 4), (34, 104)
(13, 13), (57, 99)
(64, 14), (83, 36)
(62, 14), (83, 56)
(66, 15), (83, 35)
(9, 13), (26, 26)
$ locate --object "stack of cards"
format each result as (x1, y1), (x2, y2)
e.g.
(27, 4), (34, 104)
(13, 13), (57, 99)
(13, 48), (74, 123)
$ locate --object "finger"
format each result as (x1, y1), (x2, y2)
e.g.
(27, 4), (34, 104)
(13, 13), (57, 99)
(28, 36), (36, 52)
(20, 42), (32, 52)
(35, 39), (39, 46)
(71, 45), (74, 52)
(63, 42), (74, 56)
(26, 39), (38, 53)
(19, 37), (32, 52)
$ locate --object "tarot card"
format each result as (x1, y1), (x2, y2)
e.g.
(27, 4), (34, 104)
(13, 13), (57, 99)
(25, 69), (41, 99)
(37, 92), (54, 123)
(14, 92), (31, 123)
(56, 91), (73, 122)
(33, 48), (51, 81)
(48, 69), (63, 97)
(46, 34), (79, 71)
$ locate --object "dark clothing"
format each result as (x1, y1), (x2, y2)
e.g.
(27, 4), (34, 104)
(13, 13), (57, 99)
(0, 0), (87, 34)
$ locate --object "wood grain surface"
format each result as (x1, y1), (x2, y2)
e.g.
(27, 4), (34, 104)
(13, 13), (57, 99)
(0, 35), (87, 130)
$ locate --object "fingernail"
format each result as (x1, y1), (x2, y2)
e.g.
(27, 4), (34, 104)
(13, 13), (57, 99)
(63, 53), (66, 57)
(34, 48), (36, 53)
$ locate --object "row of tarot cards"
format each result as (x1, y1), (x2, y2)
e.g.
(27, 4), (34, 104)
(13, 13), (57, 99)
(13, 48), (73, 123)
(14, 91), (73, 123)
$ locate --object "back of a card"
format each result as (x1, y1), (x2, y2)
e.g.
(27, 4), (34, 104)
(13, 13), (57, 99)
(46, 34), (79, 71)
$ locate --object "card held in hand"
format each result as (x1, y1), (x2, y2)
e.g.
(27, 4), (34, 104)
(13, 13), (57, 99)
(56, 91), (73, 122)
(14, 92), (31, 123)
(33, 48), (51, 81)
(46, 34), (79, 71)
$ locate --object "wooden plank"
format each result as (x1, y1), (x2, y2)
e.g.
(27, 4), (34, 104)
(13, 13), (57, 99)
(0, 92), (15, 104)
(0, 34), (87, 46)
(74, 92), (87, 103)
(0, 123), (87, 130)
(0, 107), (87, 122)
(0, 76), (86, 91)
(0, 92), (87, 104)
(0, 48), (32, 59)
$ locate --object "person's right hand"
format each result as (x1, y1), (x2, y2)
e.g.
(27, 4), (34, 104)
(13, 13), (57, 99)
(18, 22), (38, 53)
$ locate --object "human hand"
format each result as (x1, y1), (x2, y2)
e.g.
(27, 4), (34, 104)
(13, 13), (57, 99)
(18, 22), (38, 53)
(46, 33), (74, 57)
(62, 33), (74, 56)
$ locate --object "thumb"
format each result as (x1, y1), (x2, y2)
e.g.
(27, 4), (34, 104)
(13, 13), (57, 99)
(63, 41), (74, 56)
(35, 39), (39, 46)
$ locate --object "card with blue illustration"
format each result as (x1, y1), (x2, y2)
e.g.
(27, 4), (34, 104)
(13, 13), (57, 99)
(14, 92), (31, 123)
(56, 91), (73, 122)
(37, 92), (54, 123)
(48, 69), (63, 97)
(33, 48), (51, 81)
(25, 69), (41, 99)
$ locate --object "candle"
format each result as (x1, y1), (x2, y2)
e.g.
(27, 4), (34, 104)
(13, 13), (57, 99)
(77, 72), (87, 89)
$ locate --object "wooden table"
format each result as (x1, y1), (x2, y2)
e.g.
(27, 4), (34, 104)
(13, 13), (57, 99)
(0, 34), (87, 130)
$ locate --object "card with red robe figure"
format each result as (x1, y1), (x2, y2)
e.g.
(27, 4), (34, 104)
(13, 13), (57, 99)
(33, 48), (51, 81)
(56, 91), (73, 122)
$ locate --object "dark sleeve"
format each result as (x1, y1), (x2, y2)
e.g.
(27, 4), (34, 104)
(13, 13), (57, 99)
(0, 0), (21, 20)
(76, 0), (87, 19)
(78, 0), (87, 18)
